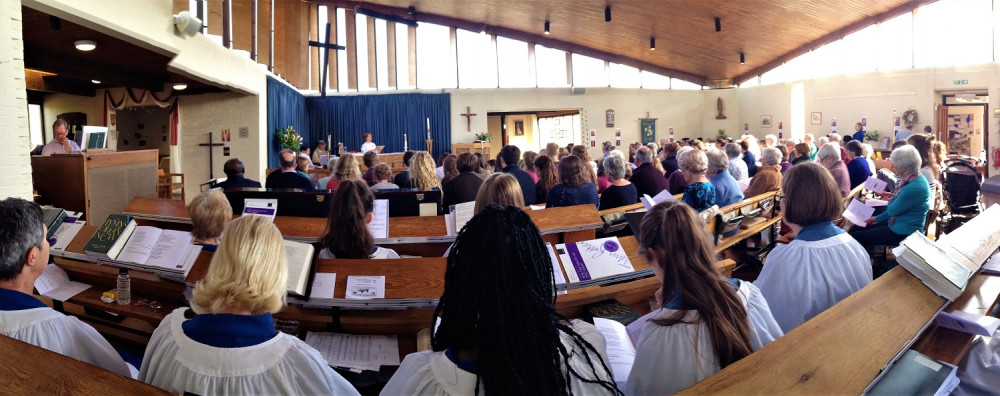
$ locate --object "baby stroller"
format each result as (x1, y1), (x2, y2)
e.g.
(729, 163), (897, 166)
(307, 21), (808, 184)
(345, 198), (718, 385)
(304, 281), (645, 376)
(940, 157), (983, 233)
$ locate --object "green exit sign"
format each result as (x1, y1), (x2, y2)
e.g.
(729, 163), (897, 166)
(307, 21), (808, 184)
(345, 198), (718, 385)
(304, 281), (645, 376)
(955, 79), (969, 85)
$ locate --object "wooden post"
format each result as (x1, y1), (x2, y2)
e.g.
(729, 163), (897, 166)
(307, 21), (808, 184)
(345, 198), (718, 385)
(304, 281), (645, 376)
(345, 8), (358, 90)
(367, 16), (377, 89)
(251, 0), (257, 61)
(327, 6), (338, 91)
(222, 0), (231, 48)
(386, 22), (396, 88)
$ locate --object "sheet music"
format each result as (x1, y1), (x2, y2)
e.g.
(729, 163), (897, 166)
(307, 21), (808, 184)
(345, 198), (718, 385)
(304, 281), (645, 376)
(33, 265), (91, 302)
(346, 276), (385, 299)
(863, 177), (888, 194)
(305, 332), (400, 371)
(367, 199), (389, 239)
(452, 201), (476, 234)
(842, 198), (875, 227)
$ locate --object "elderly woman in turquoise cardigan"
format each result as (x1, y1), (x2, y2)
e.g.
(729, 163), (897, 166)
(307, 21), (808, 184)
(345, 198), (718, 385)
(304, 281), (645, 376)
(849, 145), (930, 252)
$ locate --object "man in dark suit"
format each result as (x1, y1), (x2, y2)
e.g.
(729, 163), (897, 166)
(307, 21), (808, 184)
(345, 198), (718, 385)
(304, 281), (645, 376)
(630, 146), (670, 198)
(499, 145), (536, 205)
(265, 151), (315, 190)
(393, 151), (414, 188)
(216, 158), (262, 189)
(442, 153), (485, 211)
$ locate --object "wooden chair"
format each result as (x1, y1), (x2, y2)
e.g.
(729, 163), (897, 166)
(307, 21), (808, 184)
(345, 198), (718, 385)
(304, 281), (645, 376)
(157, 169), (185, 201)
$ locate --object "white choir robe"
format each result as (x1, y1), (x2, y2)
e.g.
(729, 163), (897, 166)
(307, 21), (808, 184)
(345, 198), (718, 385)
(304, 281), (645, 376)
(625, 281), (783, 395)
(956, 334), (1000, 396)
(318, 246), (400, 259)
(139, 308), (360, 395)
(381, 319), (615, 395)
(0, 307), (132, 377)
(754, 231), (872, 333)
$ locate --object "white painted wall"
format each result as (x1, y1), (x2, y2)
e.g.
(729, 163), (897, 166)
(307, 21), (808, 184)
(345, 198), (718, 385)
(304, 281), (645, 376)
(41, 91), (105, 139)
(0, 0), (31, 199)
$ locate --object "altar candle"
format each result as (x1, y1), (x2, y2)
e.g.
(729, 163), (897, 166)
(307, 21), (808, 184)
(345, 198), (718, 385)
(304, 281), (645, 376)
(426, 118), (431, 139)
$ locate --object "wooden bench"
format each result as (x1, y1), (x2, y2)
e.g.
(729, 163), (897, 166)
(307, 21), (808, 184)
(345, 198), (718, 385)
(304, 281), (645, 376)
(0, 335), (171, 395)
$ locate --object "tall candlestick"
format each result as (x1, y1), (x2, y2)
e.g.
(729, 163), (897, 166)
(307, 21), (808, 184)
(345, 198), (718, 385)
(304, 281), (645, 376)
(426, 117), (431, 140)
(404, 133), (408, 151)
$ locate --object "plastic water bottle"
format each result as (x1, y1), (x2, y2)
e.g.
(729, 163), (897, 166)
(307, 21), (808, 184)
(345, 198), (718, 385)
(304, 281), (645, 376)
(116, 268), (131, 305)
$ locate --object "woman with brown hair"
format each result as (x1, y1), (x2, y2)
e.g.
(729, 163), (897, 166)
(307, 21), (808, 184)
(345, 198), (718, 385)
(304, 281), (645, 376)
(570, 145), (598, 184)
(440, 154), (459, 185)
(521, 151), (540, 183)
(791, 142), (811, 165)
(627, 201), (782, 394)
(546, 156), (598, 208)
(318, 180), (399, 259)
(410, 152), (443, 191)
(533, 155), (558, 205)
(756, 162), (871, 332)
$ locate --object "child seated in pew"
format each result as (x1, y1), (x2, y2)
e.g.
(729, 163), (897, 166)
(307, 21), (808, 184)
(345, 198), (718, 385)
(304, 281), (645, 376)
(318, 180), (399, 259)
(754, 163), (871, 333)
(188, 189), (232, 252)
(626, 200), (782, 395)
(382, 205), (620, 395)
(139, 215), (360, 394)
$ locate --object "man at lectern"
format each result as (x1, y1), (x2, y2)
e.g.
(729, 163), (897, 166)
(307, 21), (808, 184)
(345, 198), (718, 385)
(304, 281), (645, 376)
(40, 119), (80, 156)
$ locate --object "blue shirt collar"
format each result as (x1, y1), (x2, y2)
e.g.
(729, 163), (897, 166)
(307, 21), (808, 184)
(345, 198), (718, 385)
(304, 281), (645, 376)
(0, 288), (47, 311)
(446, 348), (478, 374)
(195, 243), (218, 252)
(795, 221), (843, 242)
(664, 278), (740, 310)
(182, 312), (277, 348)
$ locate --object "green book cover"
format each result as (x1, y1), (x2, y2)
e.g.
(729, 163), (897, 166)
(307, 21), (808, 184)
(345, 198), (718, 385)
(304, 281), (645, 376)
(42, 208), (66, 240)
(83, 214), (133, 257)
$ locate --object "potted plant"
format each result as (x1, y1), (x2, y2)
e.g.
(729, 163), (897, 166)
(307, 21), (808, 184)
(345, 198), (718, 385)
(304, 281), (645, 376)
(275, 126), (302, 151)
(864, 129), (880, 143)
(474, 132), (491, 142)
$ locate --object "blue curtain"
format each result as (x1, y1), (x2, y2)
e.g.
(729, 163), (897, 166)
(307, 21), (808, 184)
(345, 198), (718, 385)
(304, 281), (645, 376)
(266, 76), (310, 169)
(305, 93), (451, 160)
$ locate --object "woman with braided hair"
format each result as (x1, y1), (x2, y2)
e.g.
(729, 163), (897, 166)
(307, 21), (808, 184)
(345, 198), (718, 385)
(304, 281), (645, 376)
(382, 205), (621, 395)
(626, 201), (782, 394)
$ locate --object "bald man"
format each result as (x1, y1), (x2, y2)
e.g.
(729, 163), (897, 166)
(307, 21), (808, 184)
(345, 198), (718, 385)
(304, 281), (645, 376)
(630, 146), (670, 198)
(217, 158), (262, 189)
(265, 150), (315, 190)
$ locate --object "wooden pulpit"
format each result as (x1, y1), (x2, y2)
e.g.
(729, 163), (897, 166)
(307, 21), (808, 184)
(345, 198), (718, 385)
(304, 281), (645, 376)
(32, 150), (158, 224)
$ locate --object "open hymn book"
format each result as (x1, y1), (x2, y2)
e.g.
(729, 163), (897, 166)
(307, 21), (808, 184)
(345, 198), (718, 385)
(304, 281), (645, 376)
(105, 227), (202, 279)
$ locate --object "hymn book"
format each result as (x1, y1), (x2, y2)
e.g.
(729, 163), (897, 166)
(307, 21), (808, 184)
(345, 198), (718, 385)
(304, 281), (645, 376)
(444, 201), (475, 236)
(867, 350), (959, 396)
(83, 214), (137, 260)
(242, 199), (277, 221)
(284, 239), (316, 297)
(42, 208), (67, 240)
(640, 190), (675, 210)
(367, 199), (389, 239)
(893, 232), (977, 300)
(116, 227), (195, 270)
(556, 237), (634, 283)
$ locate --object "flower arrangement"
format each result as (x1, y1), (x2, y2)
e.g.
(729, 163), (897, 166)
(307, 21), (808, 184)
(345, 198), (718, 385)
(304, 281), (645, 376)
(275, 126), (302, 151)
(864, 129), (880, 143)
(474, 132), (491, 142)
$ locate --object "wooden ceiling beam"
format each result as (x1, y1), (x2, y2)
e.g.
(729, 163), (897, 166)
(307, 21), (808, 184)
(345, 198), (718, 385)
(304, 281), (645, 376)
(25, 70), (96, 97)
(732, 0), (937, 85)
(24, 46), (166, 92)
(311, 0), (709, 86)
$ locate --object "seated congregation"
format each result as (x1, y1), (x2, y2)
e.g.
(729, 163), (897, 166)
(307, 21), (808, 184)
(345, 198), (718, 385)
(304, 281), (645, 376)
(5, 129), (997, 395)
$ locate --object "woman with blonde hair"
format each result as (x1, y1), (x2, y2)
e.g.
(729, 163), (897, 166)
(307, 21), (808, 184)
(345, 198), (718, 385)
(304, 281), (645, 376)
(571, 145), (599, 184)
(139, 215), (360, 395)
(187, 189), (232, 251)
(325, 153), (362, 190)
(410, 151), (443, 191)
(474, 173), (525, 214)
(627, 201), (782, 394)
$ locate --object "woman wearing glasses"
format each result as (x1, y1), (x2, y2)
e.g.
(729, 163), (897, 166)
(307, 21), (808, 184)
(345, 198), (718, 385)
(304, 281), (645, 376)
(754, 162), (872, 333)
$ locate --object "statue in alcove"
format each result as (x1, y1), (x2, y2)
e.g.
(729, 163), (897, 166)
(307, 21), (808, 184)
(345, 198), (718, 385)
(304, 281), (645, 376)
(716, 97), (727, 120)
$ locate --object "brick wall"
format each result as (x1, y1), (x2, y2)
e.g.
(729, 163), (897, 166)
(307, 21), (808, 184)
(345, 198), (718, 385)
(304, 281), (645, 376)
(0, 0), (31, 200)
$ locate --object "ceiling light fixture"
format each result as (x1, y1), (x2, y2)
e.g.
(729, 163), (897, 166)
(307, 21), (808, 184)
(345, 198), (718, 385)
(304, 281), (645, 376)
(739, 52), (745, 64)
(544, 20), (550, 35)
(74, 40), (96, 51)
(173, 83), (188, 91)
(715, 18), (721, 32)
(605, 6), (612, 22)
(91, 80), (101, 84)
(650, 37), (655, 51)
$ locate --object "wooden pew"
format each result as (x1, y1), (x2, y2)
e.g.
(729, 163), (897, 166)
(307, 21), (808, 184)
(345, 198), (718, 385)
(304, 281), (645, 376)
(712, 190), (781, 251)
(0, 335), (171, 395)
(911, 272), (1000, 364)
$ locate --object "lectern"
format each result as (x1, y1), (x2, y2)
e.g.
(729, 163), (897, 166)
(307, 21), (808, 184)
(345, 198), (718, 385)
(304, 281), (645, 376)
(32, 150), (158, 224)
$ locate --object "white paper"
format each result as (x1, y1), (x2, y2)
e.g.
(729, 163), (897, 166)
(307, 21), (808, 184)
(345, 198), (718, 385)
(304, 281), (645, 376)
(640, 189), (676, 210)
(305, 332), (400, 371)
(243, 199), (277, 221)
(863, 177), (888, 194)
(33, 265), (91, 302)
(546, 243), (567, 294)
(936, 310), (1000, 337)
(449, 201), (475, 235)
(592, 318), (636, 389)
(115, 226), (163, 264)
(418, 202), (437, 217)
(529, 204), (546, 210)
(367, 199), (389, 239)
(310, 273), (337, 299)
(843, 198), (875, 227)
(50, 222), (84, 251)
(865, 198), (888, 207)
(346, 276), (385, 299)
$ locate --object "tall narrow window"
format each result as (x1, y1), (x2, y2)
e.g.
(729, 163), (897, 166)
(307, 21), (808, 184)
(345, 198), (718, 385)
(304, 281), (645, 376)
(457, 29), (498, 88)
(571, 53), (608, 87)
(609, 63), (641, 88)
(395, 24), (413, 89)
(416, 22), (456, 89)
(535, 45), (568, 88)
(374, 19), (390, 89)
(497, 37), (532, 88)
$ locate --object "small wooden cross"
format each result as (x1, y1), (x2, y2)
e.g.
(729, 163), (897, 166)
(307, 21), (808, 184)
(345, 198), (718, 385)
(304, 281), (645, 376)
(460, 106), (477, 131)
(198, 132), (225, 179)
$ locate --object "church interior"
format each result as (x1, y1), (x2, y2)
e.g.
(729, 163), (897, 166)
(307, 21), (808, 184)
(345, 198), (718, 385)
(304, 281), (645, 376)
(5, 0), (1000, 394)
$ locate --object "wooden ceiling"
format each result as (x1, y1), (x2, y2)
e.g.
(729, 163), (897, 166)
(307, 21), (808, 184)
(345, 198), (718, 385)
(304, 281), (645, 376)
(22, 7), (225, 96)
(317, 0), (934, 86)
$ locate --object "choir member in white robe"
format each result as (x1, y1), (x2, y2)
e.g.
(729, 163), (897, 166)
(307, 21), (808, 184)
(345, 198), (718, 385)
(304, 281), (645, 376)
(138, 215), (359, 395)
(316, 180), (400, 260)
(0, 198), (131, 377)
(625, 200), (782, 395)
(956, 334), (1000, 395)
(381, 205), (619, 395)
(754, 163), (872, 333)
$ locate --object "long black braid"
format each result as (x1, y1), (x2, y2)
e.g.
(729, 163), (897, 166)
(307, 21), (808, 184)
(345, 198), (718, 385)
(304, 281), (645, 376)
(431, 204), (622, 395)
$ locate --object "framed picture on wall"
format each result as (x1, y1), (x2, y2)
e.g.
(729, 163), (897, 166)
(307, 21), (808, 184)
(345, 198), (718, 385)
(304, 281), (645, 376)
(760, 115), (772, 128)
(514, 121), (525, 136)
(811, 112), (822, 125)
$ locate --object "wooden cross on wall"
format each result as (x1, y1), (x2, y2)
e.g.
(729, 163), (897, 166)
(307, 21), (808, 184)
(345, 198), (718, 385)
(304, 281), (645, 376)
(308, 23), (346, 98)
(198, 132), (225, 179)
(460, 106), (477, 131)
